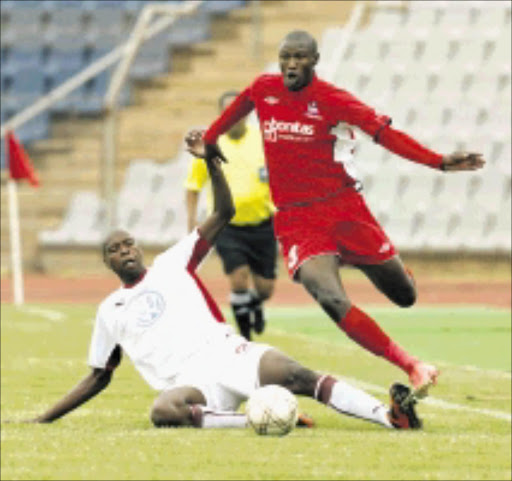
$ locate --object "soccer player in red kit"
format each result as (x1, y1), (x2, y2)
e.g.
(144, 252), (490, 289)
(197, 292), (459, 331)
(201, 30), (485, 396)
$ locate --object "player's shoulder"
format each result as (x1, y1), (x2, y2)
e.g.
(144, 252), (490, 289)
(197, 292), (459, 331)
(315, 76), (348, 96)
(96, 287), (124, 316)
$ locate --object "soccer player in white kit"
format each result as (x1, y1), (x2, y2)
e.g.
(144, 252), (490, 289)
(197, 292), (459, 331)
(25, 131), (423, 430)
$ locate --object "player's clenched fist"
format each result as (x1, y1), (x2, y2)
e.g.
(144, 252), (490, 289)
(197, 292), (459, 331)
(441, 151), (486, 171)
(185, 129), (207, 158)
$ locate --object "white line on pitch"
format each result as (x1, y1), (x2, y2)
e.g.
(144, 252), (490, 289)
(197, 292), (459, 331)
(17, 306), (66, 322)
(341, 375), (512, 423)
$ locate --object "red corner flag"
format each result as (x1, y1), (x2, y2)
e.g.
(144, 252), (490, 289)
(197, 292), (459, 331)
(6, 131), (39, 187)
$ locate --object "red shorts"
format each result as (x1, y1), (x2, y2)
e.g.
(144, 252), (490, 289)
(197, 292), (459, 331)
(275, 188), (397, 280)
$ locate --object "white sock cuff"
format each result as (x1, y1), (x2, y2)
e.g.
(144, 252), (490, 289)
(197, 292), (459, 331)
(229, 291), (252, 305)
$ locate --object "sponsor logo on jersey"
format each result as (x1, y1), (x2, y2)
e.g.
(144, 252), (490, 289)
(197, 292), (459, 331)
(305, 101), (323, 119)
(263, 117), (315, 142)
(264, 96), (280, 105)
(126, 290), (166, 328)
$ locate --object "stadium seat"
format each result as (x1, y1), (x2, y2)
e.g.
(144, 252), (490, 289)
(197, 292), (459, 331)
(348, 30), (386, 77)
(319, 27), (344, 66)
(385, 39), (422, 75)
(45, 1), (88, 39)
(38, 191), (106, 247)
(87, 5), (131, 39)
(484, 33), (512, 77)
(47, 65), (87, 113)
(416, 34), (452, 74)
(2, 30), (48, 69)
(415, 198), (460, 252)
(395, 74), (435, 109)
(14, 111), (50, 145)
(363, 7), (404, 42)
(201, 0), (246, 14)
(167, 11), (211, 47)
(128, 158), (190, 245)
(46, 31), (89, 71)
(130, 30), (171, 80)
(0, 133), (6, 169)
(402, 5), (439, 40)
(4, 66), (47, 110)
(358, 70), (395, 107)
(1, 2), (46, 36)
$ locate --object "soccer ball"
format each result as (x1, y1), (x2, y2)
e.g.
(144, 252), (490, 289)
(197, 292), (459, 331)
(245, 385), (298, 436)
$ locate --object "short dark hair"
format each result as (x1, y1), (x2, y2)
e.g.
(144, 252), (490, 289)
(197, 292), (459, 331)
(281, 30), (318, 55)
(218, 90), (240, 110)
(101, 229), (132, 259)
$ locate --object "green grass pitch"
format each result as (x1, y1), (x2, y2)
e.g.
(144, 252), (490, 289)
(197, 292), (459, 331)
(1, 303), (511, 480)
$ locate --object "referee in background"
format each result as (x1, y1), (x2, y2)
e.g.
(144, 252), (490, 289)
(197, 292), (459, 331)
(185, 91), (277, 341)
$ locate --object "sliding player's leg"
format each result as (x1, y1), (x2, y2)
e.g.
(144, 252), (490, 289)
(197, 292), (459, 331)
(151, 386), (247, 429)
(258, 349), (421, 429)
(297, 255), (434, 391)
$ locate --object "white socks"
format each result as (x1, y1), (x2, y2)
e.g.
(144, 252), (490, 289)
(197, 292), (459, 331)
(191, 405), (248, 429)
(315, 375), (392, 428)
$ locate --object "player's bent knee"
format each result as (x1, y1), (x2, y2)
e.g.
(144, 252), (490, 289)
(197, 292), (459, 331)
(315, 289), (350, 319)
(150, 399), (187, 428)
(395, 286), (417, 308)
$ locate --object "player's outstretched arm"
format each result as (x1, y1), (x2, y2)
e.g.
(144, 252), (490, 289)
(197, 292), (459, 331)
(198, 156), (235, 244)
(9, 345), (122, 424)
(441, 151), (486, 171)
(29, 368), (114, 423)
(185, 128), (235, 243)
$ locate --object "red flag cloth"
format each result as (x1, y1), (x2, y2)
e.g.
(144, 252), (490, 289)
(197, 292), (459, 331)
(6, 131), (39, 187)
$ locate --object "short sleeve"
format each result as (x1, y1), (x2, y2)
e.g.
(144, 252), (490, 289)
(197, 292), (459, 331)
(153, 228), (212, 273)
(184, 157), (209, 191)
(88, 308), (117, 369)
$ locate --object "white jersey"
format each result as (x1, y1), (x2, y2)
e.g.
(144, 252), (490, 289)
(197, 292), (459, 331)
(88, 229), (234, 391)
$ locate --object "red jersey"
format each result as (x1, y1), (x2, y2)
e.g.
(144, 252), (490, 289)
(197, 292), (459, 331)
(204, 74), (443, 209)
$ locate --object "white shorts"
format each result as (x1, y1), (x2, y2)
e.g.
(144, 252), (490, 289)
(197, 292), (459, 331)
(164, 332), (273, 411)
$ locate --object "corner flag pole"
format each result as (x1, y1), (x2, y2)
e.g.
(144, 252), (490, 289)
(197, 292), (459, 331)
(7, 177), (24, 306)
(5, 130), (40, 306)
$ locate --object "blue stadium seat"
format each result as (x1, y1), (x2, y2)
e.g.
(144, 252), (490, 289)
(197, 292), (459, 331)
(1, 30), (48, 69)
(87, 30), (126, 52)
(88, 0), (127, 8)
(46, 64), (85, 113)
(168, 11), (211, 46)
(46, 31), (89, 71)
(0, 130), (6, 169)
(3, 66), (47, 111)
(45, 1), (88, 36)
(130, 30), (171, 80)
(3, 109), (50, 145)
(200, 0), (246, 14)
(73, 68), (131, 114)
(87, 5), (131, 38)
(1, 3), (46, 38)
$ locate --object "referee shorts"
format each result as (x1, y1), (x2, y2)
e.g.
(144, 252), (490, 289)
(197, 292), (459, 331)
(214, 217), (277, 280)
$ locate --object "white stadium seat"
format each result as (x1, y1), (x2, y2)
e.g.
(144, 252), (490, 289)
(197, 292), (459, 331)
(38, 191), (105, 246)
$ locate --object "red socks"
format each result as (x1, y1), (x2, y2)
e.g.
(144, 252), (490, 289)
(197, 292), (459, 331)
(337, 305), (417, 375)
